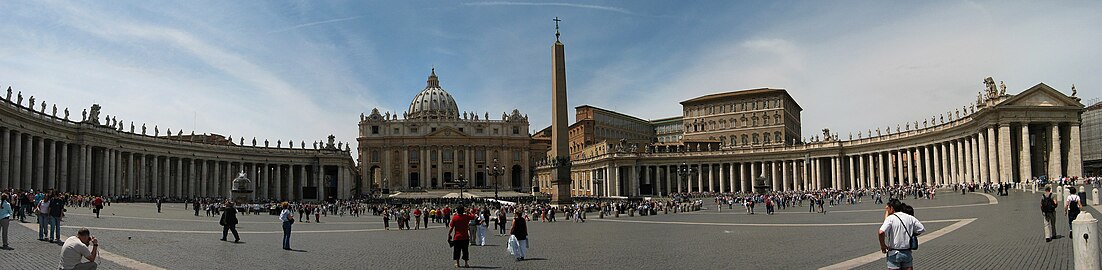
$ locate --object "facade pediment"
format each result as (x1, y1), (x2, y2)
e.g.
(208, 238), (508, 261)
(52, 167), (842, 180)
(425, 126), (468, 138)
(1001, 83), (1083, 108)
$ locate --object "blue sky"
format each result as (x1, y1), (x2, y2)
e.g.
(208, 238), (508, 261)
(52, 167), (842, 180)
(0, 1), (1099, 153)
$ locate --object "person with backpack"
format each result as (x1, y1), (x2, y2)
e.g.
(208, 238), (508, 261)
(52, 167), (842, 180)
(1066, 186), (1084, 237)
(1041, 187), (1058, 242)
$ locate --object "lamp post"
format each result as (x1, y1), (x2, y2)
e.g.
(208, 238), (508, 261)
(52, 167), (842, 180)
(457, 174), (467, 199)
(676, 162), (697, 196)
(592, 176), (603, 199)
(487, 158), (505, 201)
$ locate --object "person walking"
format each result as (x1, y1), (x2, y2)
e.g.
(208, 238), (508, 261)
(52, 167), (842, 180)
(1066, 186), (1083, 236)
(58, 228), (99, 270)
(220, 202), (241, 243)
(0, 194), (12, 249)
(477, 208), (489, 246)
(508, 210), (528, 261)
(155, 197), (162, 213)
(1040, 187), (1058, 242)
(448, 206), (476, 268)
(279, 202), (295, 250)
(91, 196), (103, 218)
(878, 199), (925, 270)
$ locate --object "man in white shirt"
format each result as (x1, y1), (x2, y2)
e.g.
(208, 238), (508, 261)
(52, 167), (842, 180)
(58, 228), (98, 270)
(878, 199), (924, 270)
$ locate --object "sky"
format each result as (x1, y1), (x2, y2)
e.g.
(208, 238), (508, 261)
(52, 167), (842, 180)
(0, 1), (1099, 157)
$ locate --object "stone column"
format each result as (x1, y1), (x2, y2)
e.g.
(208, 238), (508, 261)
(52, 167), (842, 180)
(767, 161), (776, 191)
(175, 157), (183, 197)
(694, 164), (702, 193)
(0, 129), (8, 189)
(986, 126), (999, 183)
(890, 151), (899, 186)
(213, 161), (221, 197)
(59, 143), (68, 192)
(750, 162), (759, 190)
(10, 132), (20, 189)
(811, 159), (819, 190)
(964, 137), (973, 183)
(1051, 123), (1063, 178)
(718, 163), (726, 192)
(151, 156), (161, 197)
(1069, 124), (1083, 177)
(298, 165), (307, 201)
(779, 161), (788, 191)
(271, 163), (279, 199)
(1020, 124), (1033, 182)
(998, 124), (1013, 183)
(44, 140), (55, 190)
(741, 163), (750, 192)
(21, 135), (32, 189)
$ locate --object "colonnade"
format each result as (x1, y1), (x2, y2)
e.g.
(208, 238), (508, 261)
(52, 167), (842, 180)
(562, 121), (1082, 197)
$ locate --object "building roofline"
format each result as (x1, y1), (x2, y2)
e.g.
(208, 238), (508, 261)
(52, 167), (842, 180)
(574, 104), (652, 124)
(680, 88), (803, 111)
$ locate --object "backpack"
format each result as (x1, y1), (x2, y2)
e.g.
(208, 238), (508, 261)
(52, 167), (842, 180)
(1041, 194), (1057, 213)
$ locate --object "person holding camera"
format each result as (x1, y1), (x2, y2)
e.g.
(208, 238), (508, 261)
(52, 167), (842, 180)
(58, 228), (98, 270)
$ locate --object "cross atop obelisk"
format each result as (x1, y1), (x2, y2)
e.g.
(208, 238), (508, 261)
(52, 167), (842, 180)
(553, 17), (561, 41)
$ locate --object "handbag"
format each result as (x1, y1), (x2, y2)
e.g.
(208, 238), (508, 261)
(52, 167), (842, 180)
(894, 214), (918, 250)
(447, 235), (454, 247)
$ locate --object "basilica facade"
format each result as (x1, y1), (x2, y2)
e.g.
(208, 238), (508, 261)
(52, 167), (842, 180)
(357, 70), (536, 193)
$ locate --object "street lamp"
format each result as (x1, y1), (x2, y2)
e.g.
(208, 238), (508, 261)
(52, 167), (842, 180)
(676, 162), (697, 195)
(487, 158), (505, 201)
(457, 174), (468, 199)
(592, 175), (603, 199)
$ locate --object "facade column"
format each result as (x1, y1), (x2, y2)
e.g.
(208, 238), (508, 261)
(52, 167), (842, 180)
(964, 137), (973, 183)
(59, 143), (69, 192)
(718, 164), (726, 192)
(768, 161), (777, 191)
(781, 161), (790, 191)
(750, 162), (759, 191)
(175, 157), (182, 197)
(151, 156), (160, 197)
(741, 163), (750, 192)
(812, 159), (820, 190)
(45, 140), (55, 190)
(12, 132), (22, 189)
(276, 164), (284, 200)
(1020, 124), (1033, 182)
(847, 156), (855, 189)
(33, 137), (43, 190)
(923, 146), (932, 186)
(986, 126), (999, 183)
(1050, 123), (1063, 178)
(1068, 124), (1083, 177)
(998, 124), (1013, 183)
(0, 129), (8, 189)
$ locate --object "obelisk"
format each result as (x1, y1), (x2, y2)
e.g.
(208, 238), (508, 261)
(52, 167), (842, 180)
(550, 17), (573, 205)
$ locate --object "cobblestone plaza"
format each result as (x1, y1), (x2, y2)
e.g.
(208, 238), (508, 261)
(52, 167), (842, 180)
(1, 189), (1098, 269)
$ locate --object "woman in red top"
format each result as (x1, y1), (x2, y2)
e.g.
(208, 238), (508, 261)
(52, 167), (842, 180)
(448, 207), (476, 268)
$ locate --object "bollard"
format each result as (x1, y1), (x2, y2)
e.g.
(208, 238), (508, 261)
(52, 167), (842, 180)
(1094, 188), (1100, 206)
(1058, 186), (1064, 203)
(1032, 182), (1037, 194)
(1073, 212), (1100, 270)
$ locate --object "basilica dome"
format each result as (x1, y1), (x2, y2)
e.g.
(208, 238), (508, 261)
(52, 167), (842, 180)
(407, 69), (460, 120)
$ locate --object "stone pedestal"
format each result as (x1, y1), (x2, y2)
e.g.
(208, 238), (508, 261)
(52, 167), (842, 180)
(1073, 212), (1099, 270)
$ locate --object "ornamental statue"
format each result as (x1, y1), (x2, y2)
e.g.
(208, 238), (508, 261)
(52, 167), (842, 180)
(142, 124), (147, 135)
(16, 92), (23, 106)
(87, 104), (101, 125)
(4, 87), (9, 100)
(40, 101), (45, 113)
(64, 108), (69, 120)
(999, 81), (1006, 96)
(51, 104), (57, 117)
(1072, 84), (1078, 97)
(28, 96), (34, 108)
(154, 126), (159, 136)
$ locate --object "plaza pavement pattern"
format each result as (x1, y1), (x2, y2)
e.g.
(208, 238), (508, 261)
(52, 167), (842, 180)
(0, 189), (1097, 269)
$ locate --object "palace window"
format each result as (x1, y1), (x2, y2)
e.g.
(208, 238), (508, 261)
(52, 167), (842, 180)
(477, 127), (484, 134)
(513, 126), (520, 135)
(371, 126), (379, 134)
(763, 132), (771, 144)
(513, 150), (521, 161)
(775, 132), (782, 144)
(431, 150), (437, 161)
(443, 150), (454, 162)
(409, 150), (420, 163)
(493, 128), (499, 135)
(752, 134), (759, 144)
(411, 127), (418, 133)
(752, 117), (758, 127)
(393, 128), (399, 134)
(741, 135), (748, 145)
(371, 150), (380, 162)
(475, 149), (486, 161)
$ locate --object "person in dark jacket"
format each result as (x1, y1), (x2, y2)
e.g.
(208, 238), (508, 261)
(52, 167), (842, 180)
(509, 210), (529, 261)
(220, 201), (240, 243)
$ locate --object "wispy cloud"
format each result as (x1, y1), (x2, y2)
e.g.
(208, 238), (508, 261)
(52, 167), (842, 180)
(463, 1), (635, 15)
(267, 15), (364, 34)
